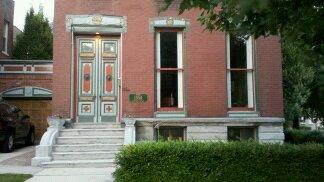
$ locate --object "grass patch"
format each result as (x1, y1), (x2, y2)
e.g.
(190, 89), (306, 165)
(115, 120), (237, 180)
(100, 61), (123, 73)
(0, 174), (32, 182)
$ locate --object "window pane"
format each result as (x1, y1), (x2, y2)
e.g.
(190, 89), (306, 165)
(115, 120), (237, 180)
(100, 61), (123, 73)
(230, 35), (247, 68)
(161, 71), (178, 107)
(160, 32), (177, 68)
(231, 71), (248, 107)
(158, 127), (185, 141)
(228, 127), (255, 141)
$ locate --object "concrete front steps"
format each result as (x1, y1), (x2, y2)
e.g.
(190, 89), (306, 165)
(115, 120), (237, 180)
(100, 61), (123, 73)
(42, 123), (125, 168)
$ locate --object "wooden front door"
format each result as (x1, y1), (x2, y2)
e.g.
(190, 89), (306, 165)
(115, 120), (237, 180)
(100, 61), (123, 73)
(77, 38), (119, 123)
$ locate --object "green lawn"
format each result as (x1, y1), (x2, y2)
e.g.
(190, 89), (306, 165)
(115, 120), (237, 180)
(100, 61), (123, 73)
(0, 174), (32, 182)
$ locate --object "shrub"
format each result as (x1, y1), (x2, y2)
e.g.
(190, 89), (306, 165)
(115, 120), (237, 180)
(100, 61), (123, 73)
(114, 141), (324, 182)
(299, 125), (312, 130)
(285, 129), (324, 144)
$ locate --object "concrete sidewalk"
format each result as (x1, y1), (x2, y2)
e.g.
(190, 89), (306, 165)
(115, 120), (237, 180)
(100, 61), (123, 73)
(0, 165), (43, 175)
(26, 168), (115, 182)
(1, 145), (115, 181)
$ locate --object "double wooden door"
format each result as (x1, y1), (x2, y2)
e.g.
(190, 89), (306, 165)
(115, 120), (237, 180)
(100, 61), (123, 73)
(77, 38), (119, 123)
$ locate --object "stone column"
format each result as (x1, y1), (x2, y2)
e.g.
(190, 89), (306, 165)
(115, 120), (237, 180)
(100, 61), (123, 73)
(124, 118), (136, 145)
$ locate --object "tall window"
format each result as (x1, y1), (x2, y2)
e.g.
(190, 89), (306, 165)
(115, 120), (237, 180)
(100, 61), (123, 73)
(2, 21), (9, 54)
(156, 31), (184, 110)
(227, 35), (254, 109)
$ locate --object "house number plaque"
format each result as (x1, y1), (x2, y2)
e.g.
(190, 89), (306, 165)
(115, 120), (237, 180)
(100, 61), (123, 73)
(129, 93), (148, 103)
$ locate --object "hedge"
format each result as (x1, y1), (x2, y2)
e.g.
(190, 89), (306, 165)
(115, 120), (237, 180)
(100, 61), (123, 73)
(285, 129), (324, 144)
(114, 141), (324, 182)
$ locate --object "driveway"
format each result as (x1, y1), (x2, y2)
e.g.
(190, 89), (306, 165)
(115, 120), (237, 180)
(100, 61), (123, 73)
(0, 145), (43, 175)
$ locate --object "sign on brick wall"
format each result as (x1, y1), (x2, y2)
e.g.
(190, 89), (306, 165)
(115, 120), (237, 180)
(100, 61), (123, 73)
(129, 93), (148, 103)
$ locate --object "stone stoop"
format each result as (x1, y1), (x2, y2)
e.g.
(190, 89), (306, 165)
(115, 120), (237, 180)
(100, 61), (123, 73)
(41, 123), (125, 168)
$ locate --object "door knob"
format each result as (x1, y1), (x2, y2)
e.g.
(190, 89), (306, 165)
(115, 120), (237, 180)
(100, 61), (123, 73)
(106, 74), (112, 81)
(84, 74), (90, 81)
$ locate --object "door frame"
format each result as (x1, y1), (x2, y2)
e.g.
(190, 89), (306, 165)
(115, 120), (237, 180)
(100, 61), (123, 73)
(74, 36), (121, 123)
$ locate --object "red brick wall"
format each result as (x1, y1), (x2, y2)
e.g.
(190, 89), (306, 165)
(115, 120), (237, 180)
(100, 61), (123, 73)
(256, 36), (284, 117)
(0, 74), (53, 93)
(54, 0), (283, 118)
(0, 0), (14, 59)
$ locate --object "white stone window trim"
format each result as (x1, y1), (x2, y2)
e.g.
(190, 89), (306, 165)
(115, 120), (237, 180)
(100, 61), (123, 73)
(2, 21), (9, 55)
(226, 35), (255, 109)
(149, 17), (190, 32)
(156, 32), (184, 109)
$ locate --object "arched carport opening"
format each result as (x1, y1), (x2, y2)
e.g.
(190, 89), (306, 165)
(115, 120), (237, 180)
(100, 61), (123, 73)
(1, 86), (53, 140)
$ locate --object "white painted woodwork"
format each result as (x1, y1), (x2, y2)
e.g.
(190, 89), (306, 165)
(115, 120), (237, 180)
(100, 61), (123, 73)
(156, 31), (184, 109)
(156, 32), (161, 108)
(177, 32), (184, 108)
(246, 37), (254, 108)
(226, 35), (255, 109)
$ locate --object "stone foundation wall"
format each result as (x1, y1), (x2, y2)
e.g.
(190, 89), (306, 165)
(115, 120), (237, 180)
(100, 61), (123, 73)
(135, 117), (284, 143)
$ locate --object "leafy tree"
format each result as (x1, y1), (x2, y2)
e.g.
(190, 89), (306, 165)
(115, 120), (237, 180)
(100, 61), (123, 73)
(13, 8), (52, 59)
(162, 0), (323, 56)
(282, 41), (314, 128)
(162, 0), (324, 127)
(304, 65), (324, 124)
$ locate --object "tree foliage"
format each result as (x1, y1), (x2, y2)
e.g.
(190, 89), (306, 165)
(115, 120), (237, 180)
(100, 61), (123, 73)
(282, 41), (314, 128)
(13, 8), (53, 60)
(162, 0), (324, 123)
(162, 0), (323, 54)
(305, 65), (324, 123)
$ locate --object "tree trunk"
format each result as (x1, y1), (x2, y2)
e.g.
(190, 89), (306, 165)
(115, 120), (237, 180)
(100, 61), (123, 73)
(292, 117), (300, 129)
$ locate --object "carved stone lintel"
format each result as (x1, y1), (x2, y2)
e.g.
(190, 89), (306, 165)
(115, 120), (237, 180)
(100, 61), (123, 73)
(149, 17), (190, 32)
(66, 14), (127, 33)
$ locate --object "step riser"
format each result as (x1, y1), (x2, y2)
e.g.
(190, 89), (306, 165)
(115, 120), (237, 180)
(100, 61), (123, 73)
(52, 153), (117, 160)
(60, 130), (124, 137)
(73, 124), (124, 129)
(42, 162), (115, 168)
(45, 123), (124, 168)
(53, 146), (122, 152)
(56, 138), (124, 145)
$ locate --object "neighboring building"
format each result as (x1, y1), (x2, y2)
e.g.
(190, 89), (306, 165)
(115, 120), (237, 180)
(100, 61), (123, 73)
(13, 25), (22, 44)
(0, 0), (14, 59)
(0, 0), (52, 140)
(32, 0), (284, 167)
(0, 60), (53, 139)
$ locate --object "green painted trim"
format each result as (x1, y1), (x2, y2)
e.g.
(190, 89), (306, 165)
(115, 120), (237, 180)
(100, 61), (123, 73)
(0, 60), (53, 64)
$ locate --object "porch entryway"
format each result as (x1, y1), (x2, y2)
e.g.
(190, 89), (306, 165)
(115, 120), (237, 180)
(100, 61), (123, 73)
(76, 38), (120, 123)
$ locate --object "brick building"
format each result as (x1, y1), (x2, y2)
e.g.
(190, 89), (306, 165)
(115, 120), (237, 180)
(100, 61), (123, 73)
(0, 0), (14, 59)
(0, 0), (53, 139)
(52, 0), (284, 142)
(32, 0), (285, 167)
(0, 60), (53, 139)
